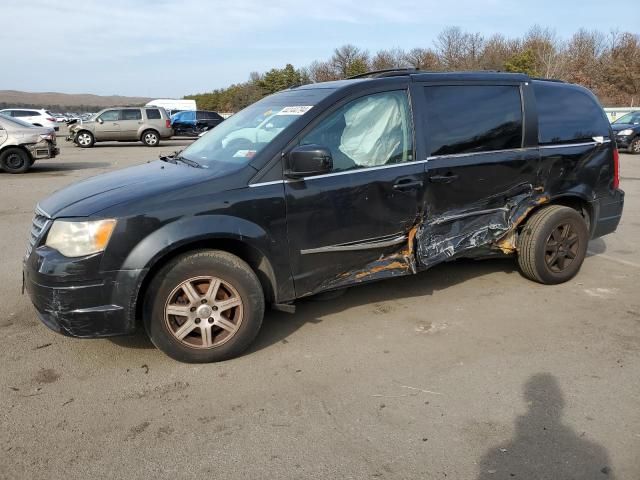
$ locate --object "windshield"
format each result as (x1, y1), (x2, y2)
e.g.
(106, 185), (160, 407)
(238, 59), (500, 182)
(179, 88), (334, 170)
(0, 113), (37, 128)
(613, 111), (640, 124)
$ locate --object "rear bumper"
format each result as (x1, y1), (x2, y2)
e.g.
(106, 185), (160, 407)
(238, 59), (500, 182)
(23, 247), (143, 338)
(590, 189), (624, 239)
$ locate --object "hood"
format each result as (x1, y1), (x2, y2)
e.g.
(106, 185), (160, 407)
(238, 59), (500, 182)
(611, 123), (637, 132)
(39, 160), (222, 218)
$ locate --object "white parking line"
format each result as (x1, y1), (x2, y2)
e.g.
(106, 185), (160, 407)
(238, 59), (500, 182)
(587, 251), (640, 269)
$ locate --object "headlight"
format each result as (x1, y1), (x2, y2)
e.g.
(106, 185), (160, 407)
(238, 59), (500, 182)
(45, 219), (117, 257)
(618, 129), (633, 136)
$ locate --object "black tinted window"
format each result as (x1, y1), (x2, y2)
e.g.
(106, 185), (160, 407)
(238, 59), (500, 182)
(14, 110), (31, 117)
(534, 82), (609, 144)
(423, 86), (522, 156)
(146, 109), (161, 119)
(121, 109), (142, 120)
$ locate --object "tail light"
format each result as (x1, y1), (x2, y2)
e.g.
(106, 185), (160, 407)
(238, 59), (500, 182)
(166, 119), (171, 129)
(46, 117), (55, 122)
(613, 148), (620, 189)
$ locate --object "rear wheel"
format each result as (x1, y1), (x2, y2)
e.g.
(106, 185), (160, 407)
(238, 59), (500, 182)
(144, 250), (265, 363)
(142, 130), (160, 147)
(630, 137), (640, 154)
(0, 148), (32, 173)
(76, 130), (94, 148)
(518, 205), (589, 284)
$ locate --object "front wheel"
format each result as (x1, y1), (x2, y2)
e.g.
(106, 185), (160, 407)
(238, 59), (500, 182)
(144, 250), (265, 363)
(76, 130), (94, 148)
(517, 205), (589, 284)
(142, 130), (160, 147)
(629, 137), (640, 154)
(0, 147), (32, 173)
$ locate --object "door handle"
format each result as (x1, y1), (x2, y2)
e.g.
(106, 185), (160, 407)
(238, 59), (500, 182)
(429, 173), (459, 184)
(393, 179), (423, 191)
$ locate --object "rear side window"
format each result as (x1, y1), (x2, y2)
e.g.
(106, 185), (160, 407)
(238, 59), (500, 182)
(146, 109), (161, 119)
(534, 83), (609, 145)
(423, 85), (523, 156)
(121, 109), (142, 120)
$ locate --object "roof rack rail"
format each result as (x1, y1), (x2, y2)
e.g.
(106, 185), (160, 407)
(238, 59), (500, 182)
(530, 77), (566, 83)
(348, 68), (419, 79)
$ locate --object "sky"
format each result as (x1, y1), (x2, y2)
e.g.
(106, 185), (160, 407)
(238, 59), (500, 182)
(0, 0), (636, 98)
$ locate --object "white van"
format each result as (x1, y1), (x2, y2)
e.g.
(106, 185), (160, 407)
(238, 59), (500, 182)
(146, 99), (196, 116)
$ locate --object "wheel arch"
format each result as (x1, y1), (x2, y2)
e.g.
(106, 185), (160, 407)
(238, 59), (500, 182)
(519, 193), (593, 232)
(0, 144), (33, 160)
(133, 237), (278, 326)
(140, 128), (160, 141)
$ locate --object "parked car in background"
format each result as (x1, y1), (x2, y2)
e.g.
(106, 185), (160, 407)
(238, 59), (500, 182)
(67, 106), (173, 147)
(23, 71), (624, 362)
(0, 108), (59, 131)
(0, 114), (59, 173)
(171, 110), (224, 136)
(611, 110), (640, 153)
(52, 113), (68, 122)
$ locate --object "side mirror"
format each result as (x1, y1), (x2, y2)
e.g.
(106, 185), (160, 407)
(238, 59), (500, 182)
(97, 118), (103, 124)
(285, 145), (333, 179)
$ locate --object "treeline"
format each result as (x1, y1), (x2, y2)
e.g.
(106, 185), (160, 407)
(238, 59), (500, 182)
(186, 26), (640, 112)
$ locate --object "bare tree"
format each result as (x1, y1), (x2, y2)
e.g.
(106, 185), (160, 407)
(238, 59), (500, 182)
(404, 47), (441, 70)
(523, 25), (566, 78)
(370, 48), (409, 70)
(331, 45), (370, 78)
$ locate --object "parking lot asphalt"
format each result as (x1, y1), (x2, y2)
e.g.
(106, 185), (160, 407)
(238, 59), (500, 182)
(1, 139), (639, 479)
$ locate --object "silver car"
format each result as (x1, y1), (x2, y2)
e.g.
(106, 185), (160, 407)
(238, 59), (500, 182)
(0, 114), (59, 173)
(67, 107), (173, 148)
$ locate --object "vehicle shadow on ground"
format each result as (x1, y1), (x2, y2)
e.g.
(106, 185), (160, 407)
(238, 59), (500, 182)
(86, 140), (194, 148)
(107, 258), (520, 353)
(587, 237), (607, 256)
(248, 257), (520, 354)
(25, 162), (112, 173)
(476, 373), (615, 479)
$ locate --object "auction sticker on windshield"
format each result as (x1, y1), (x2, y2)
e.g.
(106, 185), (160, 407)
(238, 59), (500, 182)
(277, 106), (313, 115)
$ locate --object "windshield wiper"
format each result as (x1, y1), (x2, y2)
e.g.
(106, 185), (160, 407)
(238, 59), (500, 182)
(158, 150), (202, 168)
(174, 155), (203, 168)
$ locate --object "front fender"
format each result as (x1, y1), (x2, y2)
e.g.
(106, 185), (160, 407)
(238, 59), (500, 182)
(120, 214), (272, 271)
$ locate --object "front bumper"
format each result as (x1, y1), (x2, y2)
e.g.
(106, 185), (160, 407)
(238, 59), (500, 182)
(616, 135), (632, 149)
(23, 246), (143, 338)
(26, 140), (59, 160)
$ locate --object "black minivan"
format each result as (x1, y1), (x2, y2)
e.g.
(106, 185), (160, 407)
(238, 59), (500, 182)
(23, 70), (624, 363)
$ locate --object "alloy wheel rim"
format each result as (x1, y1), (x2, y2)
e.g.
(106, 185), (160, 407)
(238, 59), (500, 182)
(164, 276), (243, 349)
(145, 133), (158, 145)
(78, 133), (90, 145)
(632, 139), (640, 153)
(544, 223), (579, 273)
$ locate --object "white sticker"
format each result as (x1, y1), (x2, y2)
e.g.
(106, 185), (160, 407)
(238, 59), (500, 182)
(276, 106), (313, 116)
(233, 150), (257, 158)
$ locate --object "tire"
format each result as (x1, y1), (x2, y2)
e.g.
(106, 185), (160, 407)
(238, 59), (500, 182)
(630, 137), (640, 154)
(142, 129), (160, 147)
(144, 250), (265, 363)
(76, 130), (94, 148)
(518, 205), (589, 284)
(0, 148), (32, 173)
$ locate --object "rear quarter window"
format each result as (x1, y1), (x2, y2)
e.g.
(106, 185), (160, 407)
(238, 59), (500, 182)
(146, 109), (161, 120)
(533, 82), (610, 145)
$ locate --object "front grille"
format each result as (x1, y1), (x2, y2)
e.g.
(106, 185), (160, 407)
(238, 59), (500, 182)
(25, 207), (51, 258)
